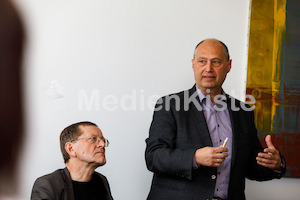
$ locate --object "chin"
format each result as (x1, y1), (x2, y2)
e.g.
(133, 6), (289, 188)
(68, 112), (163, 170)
(97, 159), (106, 166)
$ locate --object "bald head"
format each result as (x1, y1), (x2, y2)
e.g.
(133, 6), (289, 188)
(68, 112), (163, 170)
(193, 39), (230, 61)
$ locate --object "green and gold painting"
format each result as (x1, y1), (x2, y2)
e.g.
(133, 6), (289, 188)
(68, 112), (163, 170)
(246, 0), (300, 177)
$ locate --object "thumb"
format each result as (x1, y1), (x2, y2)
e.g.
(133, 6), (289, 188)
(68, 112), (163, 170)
(265, 135), (275, 149)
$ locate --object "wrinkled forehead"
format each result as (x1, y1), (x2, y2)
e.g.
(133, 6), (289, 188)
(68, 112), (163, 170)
(79, 125), (103, 137)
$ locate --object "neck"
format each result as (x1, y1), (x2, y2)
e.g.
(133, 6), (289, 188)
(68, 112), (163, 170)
(66, 161), (97, 182)
(200, 88), (222, 104)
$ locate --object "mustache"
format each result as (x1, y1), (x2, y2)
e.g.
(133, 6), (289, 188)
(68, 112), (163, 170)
(95, 148), (105, 154)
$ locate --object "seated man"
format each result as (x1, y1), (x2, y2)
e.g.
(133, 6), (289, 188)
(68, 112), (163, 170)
(31, 121), (113, 200)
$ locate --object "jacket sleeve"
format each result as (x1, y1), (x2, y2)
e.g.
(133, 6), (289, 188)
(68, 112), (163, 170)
(245, 110), (285, 180)
(145, 97), (196, 180)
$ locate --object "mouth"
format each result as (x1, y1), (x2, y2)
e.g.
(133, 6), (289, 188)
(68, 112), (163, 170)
(202, 76), (215, 80)
(95, 149), (105, 154)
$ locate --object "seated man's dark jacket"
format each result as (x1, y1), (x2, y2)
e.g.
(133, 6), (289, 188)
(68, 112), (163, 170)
(31, 167), (113, 200)
(145, 85), (285, 200)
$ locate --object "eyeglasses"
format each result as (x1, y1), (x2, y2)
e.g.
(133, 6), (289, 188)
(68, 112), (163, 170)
(197, 58), (225, 67)
(72, 136), (109, 147)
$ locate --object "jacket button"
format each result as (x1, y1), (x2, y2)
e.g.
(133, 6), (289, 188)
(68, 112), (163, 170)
(211, 175), (216, 179)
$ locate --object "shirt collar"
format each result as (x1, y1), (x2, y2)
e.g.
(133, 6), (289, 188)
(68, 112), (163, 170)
(195, 85), (227, 103)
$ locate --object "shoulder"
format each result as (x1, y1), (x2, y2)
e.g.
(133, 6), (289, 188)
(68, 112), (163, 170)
(33, 168), (66, 186)
(31, 168), (68, 199)
(225, 94), (256, 125)
(226, 94), (254, 111)
(35, 169), (63, 180)
(93, 171), (113, 199)
(93, 171), (108, 182)
(154, 86), (197, 109)
(93, 171), (112, 190)
(159, 86), (196, 101)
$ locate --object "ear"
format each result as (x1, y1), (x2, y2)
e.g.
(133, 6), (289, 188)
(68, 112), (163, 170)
(227, 59), (232, 73)
(65, 142), (76, 158)
(191, 59), (195, 70)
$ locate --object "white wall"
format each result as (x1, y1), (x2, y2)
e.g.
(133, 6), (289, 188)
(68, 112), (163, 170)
(10, 0), (300, 199)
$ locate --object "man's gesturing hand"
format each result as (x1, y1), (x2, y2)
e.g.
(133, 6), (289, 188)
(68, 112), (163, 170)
(256, 135), (281, 170)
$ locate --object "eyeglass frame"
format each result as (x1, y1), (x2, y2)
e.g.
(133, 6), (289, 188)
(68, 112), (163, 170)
(196, 57), (229, 67)
(71, 135), (109, 147)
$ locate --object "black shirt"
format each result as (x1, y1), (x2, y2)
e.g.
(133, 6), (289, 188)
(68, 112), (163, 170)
(72, 173), (107, 200)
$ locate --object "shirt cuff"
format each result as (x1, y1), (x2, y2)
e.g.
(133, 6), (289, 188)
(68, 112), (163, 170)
(273, 154), (286, 176)
(193, 158), (199, 169)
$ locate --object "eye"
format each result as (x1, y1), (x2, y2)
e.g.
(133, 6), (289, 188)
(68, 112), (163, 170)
(89, 136), (97, 143)
(212, 59), (221, 66)
(199, 60), (207, 65)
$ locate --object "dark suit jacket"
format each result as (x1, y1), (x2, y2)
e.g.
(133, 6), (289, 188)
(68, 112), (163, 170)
(145, 85), (284, 200)
(31, 167), (113, 200)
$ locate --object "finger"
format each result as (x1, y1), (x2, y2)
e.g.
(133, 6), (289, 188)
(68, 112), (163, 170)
(220, 153), (228, 159)
(259, 151), (279, 161)
(257, 160), (274, 168)
(214, 158), (224, 166)
(257, 152), (272, 160)
(263, 147), (278, 154)
(257, 151), (281, 170)
(265, 135), (275, 149)
(258, 159), (281, 170)
(215, 146), (228, 153)
(256, 158), (277, 169)
(215, 155), (227, 163)
(213, 153), (228, 161)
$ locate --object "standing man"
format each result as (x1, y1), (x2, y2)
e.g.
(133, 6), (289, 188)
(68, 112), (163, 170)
(31, 121), (113, 200)
(145, 39), (285, 200)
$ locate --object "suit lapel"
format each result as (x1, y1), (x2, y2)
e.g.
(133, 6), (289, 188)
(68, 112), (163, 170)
(187, 87), (240, 168)
(189, 85), (213, 147)
(99, 175), (113, 200)
(226, 95), (239, 167)
(62, 167), (75, 200)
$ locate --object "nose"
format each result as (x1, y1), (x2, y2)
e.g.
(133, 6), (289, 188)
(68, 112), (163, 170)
(205, 60), (213, 72)
(96, 138), (105, 147)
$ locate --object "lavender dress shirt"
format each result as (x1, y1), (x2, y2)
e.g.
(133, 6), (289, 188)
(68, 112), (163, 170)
(196, 87), (232, 199)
